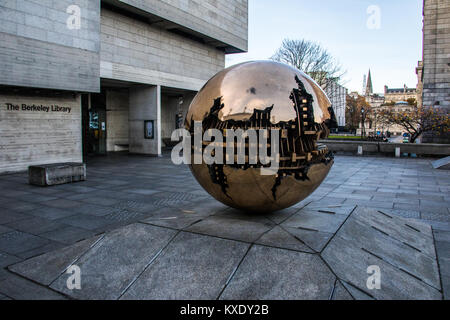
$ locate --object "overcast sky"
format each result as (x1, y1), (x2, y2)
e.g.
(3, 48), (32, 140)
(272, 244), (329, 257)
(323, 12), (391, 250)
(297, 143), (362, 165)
(225, 0), (423, 94)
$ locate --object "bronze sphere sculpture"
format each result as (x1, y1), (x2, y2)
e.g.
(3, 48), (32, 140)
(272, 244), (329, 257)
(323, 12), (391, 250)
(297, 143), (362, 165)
(185, 61), (336, 212)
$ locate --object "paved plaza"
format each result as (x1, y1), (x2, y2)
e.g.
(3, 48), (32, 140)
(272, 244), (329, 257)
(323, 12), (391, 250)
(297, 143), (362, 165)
(0, 153), (449, 300)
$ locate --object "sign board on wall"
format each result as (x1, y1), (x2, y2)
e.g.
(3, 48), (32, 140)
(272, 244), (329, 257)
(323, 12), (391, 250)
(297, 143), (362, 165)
(144, 120), (154, 139)
(4, 103), (72, 113)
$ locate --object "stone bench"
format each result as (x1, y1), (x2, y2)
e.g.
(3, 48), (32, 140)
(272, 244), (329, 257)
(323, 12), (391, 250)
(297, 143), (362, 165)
(28, 163), (86, 186)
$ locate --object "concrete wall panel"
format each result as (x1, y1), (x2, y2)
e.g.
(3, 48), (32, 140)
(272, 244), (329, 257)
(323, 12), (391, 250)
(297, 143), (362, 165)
(108, 0), (248, 52)
(100, 8), (225, 91)
(106, 89), (129, 151)
(0, 0), (100, 91)
(0, 93), (82, 173)
(129, 85), (161, 155)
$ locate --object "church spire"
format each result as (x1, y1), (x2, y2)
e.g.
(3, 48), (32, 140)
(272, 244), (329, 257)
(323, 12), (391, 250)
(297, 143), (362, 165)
(365, 69), (373, 96)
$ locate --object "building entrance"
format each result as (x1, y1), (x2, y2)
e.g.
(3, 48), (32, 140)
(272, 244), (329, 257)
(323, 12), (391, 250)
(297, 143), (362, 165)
(83, 93), (107, 158)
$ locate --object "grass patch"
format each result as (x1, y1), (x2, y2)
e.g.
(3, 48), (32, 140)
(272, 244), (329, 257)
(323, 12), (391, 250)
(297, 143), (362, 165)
(327, 135), (363, 140)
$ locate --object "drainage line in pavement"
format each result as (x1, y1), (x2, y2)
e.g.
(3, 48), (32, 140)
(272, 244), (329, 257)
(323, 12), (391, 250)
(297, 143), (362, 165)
(118, 230), (181, 299)
(216, 243), (254, 300)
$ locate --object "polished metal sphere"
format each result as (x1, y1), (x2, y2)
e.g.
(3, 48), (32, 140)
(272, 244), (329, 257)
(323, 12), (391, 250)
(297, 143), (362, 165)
(186, 61), (335, 212)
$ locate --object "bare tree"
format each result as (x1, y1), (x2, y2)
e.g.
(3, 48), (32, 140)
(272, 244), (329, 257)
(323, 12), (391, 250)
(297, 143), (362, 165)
(270, 39), (345, 91)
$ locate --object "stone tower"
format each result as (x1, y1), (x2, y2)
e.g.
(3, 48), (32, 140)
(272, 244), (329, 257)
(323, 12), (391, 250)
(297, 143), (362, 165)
(365, 69), (373, 96)
(421, 0), (450, 143)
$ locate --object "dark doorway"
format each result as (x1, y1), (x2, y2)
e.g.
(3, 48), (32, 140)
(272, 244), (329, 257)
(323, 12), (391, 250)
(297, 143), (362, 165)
(82, 92), (107, 159)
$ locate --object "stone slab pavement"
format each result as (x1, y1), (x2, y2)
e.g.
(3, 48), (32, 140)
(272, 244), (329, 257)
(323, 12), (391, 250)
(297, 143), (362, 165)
(0, 153), (448, 300)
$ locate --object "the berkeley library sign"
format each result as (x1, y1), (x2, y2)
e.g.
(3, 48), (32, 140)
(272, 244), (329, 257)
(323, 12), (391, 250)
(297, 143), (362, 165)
(5, 103), (73, 113)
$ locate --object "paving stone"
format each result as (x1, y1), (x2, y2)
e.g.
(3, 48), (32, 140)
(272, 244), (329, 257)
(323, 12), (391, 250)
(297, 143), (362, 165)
(0, 210), (31, 224)
(141, 207), (205, 230)
(304, 203), (355, 216)
(345, 199), (394, 209)
(263, 207), (300, 224)
(40, 226), (96, 245)
(434, 230), (450, 242)
(423, 220), (450, 232)
(340, 281), (374, 300)
(5, 217), (67, 235)
(49, 223), (176, 299)
(126, 188), (160, 196)
(15, 241), (66, 260)
(379, 208), (421, 219)
(255, 226), (314, 253)
(181, 200), (229, 217)
(27, 206), (76, 220)
(3, 201), (40, 213)
(68, 203), (116, 216)
(19, 194), (59, 203)
(343, 208), (439, 289)
(113, 200), (157, 214)
(421, 211), (450, 222)
(102, 209), (145, 223)
(0, 274), (66, 300)
(281, 209), (348, 234)
(442, 275), (450, 300)
(57, 214), (113, 231)
(0, 231), (49, 255)
(9, 236), (102, 286)
(186, 215), (274, 243)
(79, 196), (123, 207)
(220, 245), (335, 300)
(352, 208), (436, 257)
(0, 292), (11, 300)
(0, 268), (10, 281)
(281, 227), (333, 252)
(322, 207), (442, 299)
(331, 280), (353, 300)
(121, 232), (249, 300)
(0, 252), (21, 268)
(0, 225), (13, 235)
(42, 199), (81, 209)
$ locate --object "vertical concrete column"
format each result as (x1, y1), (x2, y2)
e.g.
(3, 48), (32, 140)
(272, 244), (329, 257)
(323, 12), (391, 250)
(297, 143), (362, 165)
(129, 85), (161, 156)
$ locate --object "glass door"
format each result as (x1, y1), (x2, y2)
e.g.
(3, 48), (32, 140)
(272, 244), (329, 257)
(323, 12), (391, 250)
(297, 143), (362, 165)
(88, 108), (106, 155)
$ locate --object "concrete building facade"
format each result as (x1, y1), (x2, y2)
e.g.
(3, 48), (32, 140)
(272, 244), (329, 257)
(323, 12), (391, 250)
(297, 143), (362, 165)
(0, 0), (248, 173)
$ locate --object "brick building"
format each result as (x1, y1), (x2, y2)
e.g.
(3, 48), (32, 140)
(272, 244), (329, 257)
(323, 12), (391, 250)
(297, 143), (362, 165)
(0, 0), (248, 173)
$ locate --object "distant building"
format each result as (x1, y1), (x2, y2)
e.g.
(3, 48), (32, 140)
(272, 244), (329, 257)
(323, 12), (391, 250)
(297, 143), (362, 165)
(362, 69), (385, 109)
(364, 69), (374, 96)
(384, 85), (417, 103)
(421, 0), (449, 143)
(323, 80), (347, 129)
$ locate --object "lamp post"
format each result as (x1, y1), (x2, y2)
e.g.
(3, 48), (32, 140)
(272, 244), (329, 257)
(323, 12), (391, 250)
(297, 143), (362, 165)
(361, 107), (366, 138)
(374, 110), (377, 137)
